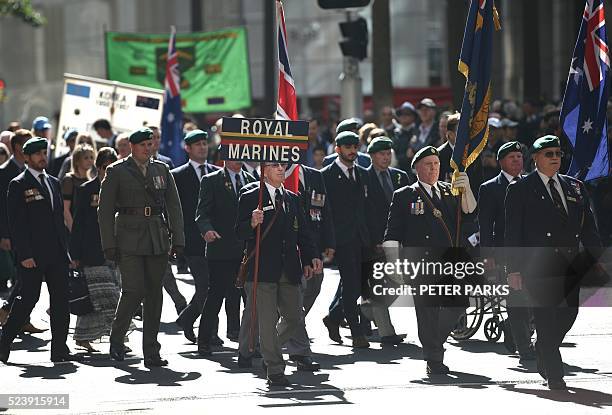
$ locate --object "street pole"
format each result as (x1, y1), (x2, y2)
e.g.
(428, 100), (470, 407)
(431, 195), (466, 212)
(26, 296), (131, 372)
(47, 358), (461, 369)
(263, 0), (277, 117)
(339, 11), (363, 119)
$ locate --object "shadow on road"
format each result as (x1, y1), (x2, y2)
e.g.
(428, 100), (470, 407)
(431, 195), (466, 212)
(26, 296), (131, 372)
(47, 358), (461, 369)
(12, 362), (79, 380)
(500, 384), (612, 408)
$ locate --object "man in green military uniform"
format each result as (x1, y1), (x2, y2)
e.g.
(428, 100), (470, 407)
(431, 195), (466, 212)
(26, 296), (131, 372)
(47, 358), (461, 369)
(98, 127), (185, 368)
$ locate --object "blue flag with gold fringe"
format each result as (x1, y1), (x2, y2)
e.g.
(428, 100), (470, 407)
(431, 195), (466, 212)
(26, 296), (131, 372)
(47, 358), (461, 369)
(451, 0), (500, 189)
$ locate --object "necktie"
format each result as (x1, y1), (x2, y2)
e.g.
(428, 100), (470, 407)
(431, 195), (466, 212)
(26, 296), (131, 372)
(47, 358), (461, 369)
(199, 164), (207, 178)
(380, 170), (393, 202)
(38, 174), (51, 207)
(234, 173), (243, 196)
(548, 178), (567, 219)
(347, 167), (355, 182)
(275, 188), (284, 213)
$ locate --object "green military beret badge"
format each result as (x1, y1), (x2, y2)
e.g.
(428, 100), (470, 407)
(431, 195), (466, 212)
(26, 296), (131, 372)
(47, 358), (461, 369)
(497, 140), (522, 160)
(367, 136), (393, 154)
(411, 145), (439, 168)
(22, 137), (48, 155)
(184, 129), (208, 145)
(129, 127), (154, 144)
(532, 135), (560, 152)
(335, 131), (360, 146)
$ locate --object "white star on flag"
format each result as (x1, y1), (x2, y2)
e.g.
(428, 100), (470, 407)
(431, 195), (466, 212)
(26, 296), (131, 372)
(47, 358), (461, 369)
(582, 118), (593, 134)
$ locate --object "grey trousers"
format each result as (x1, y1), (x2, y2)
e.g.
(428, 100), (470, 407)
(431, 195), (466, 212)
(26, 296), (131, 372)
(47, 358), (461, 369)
(239, 276), (301, 376)
(281, 274), (323, 356)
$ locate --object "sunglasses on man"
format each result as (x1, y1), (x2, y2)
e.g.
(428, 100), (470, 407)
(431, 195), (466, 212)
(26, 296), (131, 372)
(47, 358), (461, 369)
(543, 150), (564, 158)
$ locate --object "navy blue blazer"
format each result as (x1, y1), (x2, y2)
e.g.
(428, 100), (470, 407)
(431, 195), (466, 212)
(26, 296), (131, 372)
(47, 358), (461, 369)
(0, 157), (24, 239)
(235, 184), (317, 284)
(8, 169), (69, 265)
(504, 171), (601, 278)
(70, 178), (105, 266)
(478, 172), (513, 247)
(321, 161), (371, 247)
(301, 165), (336, 253)
(171, 162), (220, 256)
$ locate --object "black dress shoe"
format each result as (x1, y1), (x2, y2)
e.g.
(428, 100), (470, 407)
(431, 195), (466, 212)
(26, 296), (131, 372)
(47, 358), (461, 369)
(210, 334), (224, 346)
(197, 343), (212, 356)
(426, 361), (450, 375)
(175, 316), (196, 343)
(322, 316), (343, 344)
(109, 344), (126, 362)
(380, 335), (404, 345)
(546, 378), (567, 390)
(267, 373), (290, 387)
(51, 352), (84, 363)
(144, 356), (168, 368)
(0, 344), (10, 364)
(237, 353), (252, 368)
(290, 355), (320, 371)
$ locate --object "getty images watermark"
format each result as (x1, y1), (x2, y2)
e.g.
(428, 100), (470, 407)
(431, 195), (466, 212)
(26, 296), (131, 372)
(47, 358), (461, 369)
(371, 258), (510, 298)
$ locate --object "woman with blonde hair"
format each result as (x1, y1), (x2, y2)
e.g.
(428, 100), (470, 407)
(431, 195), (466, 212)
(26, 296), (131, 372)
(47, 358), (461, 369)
(58, 134), (98, 179)
(61, 144), (95, 232)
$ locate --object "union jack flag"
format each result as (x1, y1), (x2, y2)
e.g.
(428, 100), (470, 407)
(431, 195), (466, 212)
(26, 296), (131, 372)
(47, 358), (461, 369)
(277, 1), (300, 192)
(560, 0), (610, 181)
(161, 26), (185, 165)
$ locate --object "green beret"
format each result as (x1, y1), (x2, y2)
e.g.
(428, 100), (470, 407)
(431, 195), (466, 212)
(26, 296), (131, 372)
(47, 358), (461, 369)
(22, 137), (48, 155)
(367, 137), (393, 154)
(184, 129), (208, 145)
(129, 127), (153, 144)
(497, 141), (522, 160)
(411, 145), (439, 168)
(335, 131), (360, 146)
(532, 135), (560, 152)
(336, 118), (362, 134)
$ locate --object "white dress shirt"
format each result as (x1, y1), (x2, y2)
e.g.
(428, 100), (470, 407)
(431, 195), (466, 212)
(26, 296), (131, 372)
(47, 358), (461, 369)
(264, 181), (285, 211)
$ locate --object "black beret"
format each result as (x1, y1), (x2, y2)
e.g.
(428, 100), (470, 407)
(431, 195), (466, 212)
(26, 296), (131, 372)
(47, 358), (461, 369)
(497, 141), (522, 160)
(184, 129), (208, 145)
(335, 131), (360, 146)
(367, 137), (393, 154)
(22, 137), (48, 155)
(411, 145), (439, 168)
(129, 127), (153, 144)
(532, 135), (560, 152)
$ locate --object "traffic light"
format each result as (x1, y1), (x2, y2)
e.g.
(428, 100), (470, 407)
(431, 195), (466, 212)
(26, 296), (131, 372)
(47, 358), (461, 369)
(339, 17), (368, 60)
(0, 79), (5, 102)
(317, 0), (370, 9)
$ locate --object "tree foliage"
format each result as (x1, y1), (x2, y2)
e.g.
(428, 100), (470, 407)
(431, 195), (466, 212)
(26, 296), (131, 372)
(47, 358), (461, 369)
(0, 0), (46, 27)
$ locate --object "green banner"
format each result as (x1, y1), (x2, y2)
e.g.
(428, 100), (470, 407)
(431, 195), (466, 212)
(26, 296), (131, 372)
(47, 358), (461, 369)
(105, 27), (252, 113)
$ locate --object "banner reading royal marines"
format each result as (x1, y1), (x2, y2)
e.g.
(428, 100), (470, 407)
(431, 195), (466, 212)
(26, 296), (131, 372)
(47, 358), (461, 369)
(219, 117), (309, 163)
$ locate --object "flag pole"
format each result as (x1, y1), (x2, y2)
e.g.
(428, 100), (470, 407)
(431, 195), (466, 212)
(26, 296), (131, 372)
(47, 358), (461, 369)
(248, 163), (265, 352)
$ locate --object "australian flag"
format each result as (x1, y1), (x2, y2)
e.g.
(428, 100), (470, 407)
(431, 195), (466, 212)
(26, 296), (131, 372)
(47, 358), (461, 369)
(560, 0), (610, 181)
(451, 0), (501, 189)
(161, 26), (185, 165)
